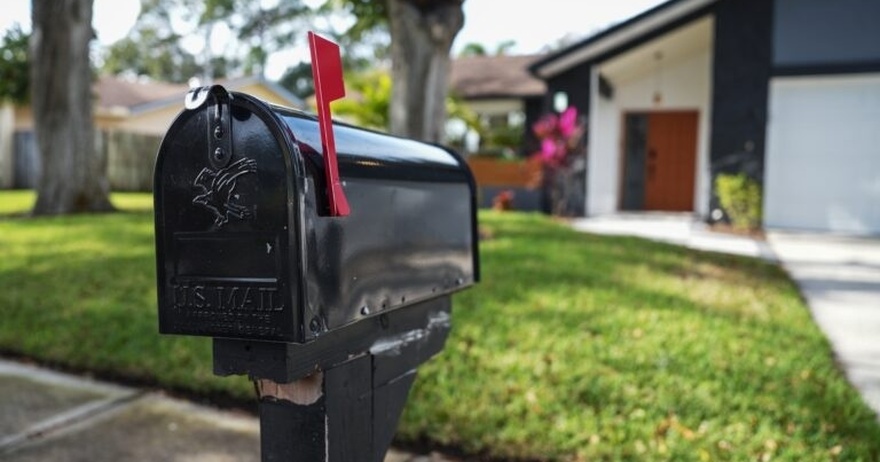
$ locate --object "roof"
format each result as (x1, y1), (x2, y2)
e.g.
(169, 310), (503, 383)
(450, 54), (546, 100)
(94, 75), (305, 116)
(95, 76), (188, 114)
(530, 0), (718, 78)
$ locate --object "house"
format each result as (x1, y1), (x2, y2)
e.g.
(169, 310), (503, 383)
(0, 75), (304, 191)
(529, 0), (880, 235)
(448, 54), (546, 156)
(448, 54), (549, 211)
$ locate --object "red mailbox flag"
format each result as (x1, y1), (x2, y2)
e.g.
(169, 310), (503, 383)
(308, 31), (351, 217)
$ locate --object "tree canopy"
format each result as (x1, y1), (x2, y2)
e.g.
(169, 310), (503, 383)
(333, 69), (392, 129)
(457, 39), (518, 57)
(328, 0), (464, 141)
(102, 0), (311, 83)
(0, 24), (30, 104)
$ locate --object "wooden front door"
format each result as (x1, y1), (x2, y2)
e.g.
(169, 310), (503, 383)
(621, 111), (698, 212)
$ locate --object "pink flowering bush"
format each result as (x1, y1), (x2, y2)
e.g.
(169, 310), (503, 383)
(533, 106), (583, 167)
(529, 106), (587, 215)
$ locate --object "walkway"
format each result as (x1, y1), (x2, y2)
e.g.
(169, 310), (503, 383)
(767, 232), (880, 414)
(0, 359), (454, 461)
(572, 212), (776, 260)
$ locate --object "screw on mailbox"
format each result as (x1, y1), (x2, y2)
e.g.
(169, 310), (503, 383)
(153, 32), (479, 462)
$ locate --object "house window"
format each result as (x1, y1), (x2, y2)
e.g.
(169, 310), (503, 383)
(483, 113), (509, 130)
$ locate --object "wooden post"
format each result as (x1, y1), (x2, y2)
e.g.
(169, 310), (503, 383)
(257, 372), (327, 461)
(256, 354), (415, 462)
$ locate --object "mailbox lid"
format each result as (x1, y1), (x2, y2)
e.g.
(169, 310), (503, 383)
(279, 108), (470, 183)
(271, 105), (480, 338)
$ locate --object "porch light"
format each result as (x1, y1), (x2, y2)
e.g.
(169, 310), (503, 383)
(653, 51), (663, 105)
(553, 92), (569, 113)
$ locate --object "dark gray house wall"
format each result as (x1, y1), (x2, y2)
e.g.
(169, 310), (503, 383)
(528, 0), (880, 222)
(774, 0), (880, 72)
(544, 60), (593, 117)
(521, 96), (544, 156)
(707, 0), (773, 218)
(534, 63), (593, 217)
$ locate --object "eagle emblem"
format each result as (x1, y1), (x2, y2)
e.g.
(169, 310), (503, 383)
(192, 157), (258, 227)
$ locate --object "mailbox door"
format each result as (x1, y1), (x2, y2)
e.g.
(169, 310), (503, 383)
(155, 90), (307, 342)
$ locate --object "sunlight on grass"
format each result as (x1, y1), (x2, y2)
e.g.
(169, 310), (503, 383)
(398, 211), (880, 460)
(0, 191), (153, 216)
(0, 201), (878, 460)
(111, 192), (154, 212)
(0, 190), (35, 215)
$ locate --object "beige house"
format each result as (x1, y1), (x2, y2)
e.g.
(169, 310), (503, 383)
(447, 54), (546, 156)
(0, 75), (304, 190)
(448, 55), (549, 212)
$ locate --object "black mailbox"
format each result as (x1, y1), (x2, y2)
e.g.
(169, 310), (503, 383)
(154, 85), (478, 345)
(154, 33), (477, 461)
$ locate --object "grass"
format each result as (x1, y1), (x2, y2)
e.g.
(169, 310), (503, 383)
(1, 192), (879, 460)
(0, 190), (152, 215)
(0, 190), (36, 215)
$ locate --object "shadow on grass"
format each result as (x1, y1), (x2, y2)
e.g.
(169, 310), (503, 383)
(1, 210), (879, 460)
(398, 212), (880, 460)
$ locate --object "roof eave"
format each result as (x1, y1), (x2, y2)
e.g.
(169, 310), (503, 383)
(124, 76), (306, 117)
(458, 92), (545, 101)
(530, 0), (718, 79)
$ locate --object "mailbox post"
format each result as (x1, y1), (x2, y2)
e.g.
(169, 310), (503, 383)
(153, 34), (478, 462)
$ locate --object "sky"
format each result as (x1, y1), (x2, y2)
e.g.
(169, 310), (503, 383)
(1, 0), (667, 80)
(455, 0), (666, 55)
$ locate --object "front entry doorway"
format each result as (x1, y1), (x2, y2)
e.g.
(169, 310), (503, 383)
(620, 111), (698, 212)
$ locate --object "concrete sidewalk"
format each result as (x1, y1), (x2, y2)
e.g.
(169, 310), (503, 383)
(767, 232), (880, 415)
(0, 359), (453, 461)
(573, 214), (880, 419)
(572, 212), (776, 260)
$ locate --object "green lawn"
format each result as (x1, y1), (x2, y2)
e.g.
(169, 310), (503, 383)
(1, 192), (878, 460)
(0, 190), (152, 215)
(0, 190), (36, 215)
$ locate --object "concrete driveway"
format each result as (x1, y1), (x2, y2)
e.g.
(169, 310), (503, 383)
(768, 231), (880, 415)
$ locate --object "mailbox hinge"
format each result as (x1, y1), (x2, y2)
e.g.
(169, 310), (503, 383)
(185, 85), (234, 170)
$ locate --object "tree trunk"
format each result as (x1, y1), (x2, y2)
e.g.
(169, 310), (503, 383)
(30, 0), (114, 215)
(387, 0), (463, 143)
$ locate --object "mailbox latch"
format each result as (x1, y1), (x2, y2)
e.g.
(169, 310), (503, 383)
(184, 85), (234, 170)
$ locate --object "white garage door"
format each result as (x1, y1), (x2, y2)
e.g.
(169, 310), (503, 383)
(764, 74), (880, 235)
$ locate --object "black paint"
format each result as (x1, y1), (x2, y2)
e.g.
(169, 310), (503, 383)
(774, 0), (880, 68)
(155, 86), (476, 462)
(521, 96), (544, 156)
(544, 59), (593, 116)
(774, 61), (880, 77)
(258, 353), (423, 462)
(708, 0), (773, 216)
(325, 356), (373, 462)
(621, 114), (648, 211)
(221, 297), (450, 458)
(154, 86), (478, 343)
(371, 371), (417, 461)
(260, 397), (327, 462)
(214, 296), (452, 383)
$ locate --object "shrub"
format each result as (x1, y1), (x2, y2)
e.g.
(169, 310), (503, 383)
(715, 173), (762, 230)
